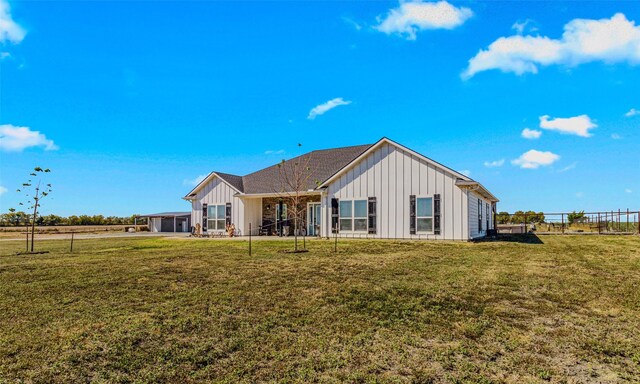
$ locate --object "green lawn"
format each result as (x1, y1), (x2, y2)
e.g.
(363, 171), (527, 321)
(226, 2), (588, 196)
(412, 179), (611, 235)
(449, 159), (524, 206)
(1, 236), (639, 383)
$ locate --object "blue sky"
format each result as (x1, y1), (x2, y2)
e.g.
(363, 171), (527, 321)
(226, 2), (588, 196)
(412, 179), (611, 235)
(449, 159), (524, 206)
(1, 0), (638, 216)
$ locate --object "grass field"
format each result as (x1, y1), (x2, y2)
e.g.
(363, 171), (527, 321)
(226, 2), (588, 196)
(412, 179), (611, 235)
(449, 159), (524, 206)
(1, 236), (639, 383)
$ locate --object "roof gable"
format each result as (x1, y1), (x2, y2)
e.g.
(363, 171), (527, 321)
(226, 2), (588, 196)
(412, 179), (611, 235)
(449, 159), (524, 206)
(318, 137), (474, 188)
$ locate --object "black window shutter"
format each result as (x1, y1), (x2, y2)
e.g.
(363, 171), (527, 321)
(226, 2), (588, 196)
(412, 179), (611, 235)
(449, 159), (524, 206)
(368, 197), (377, 234)
(225, 203), (232, 226)
(331, 198), (339, 233)
(434, 194), (441, 235)
(202, 203), (208, 231)
(409, 195), (416, 235)
(478, 199), (482, 231)
(486, 203), (489, 231)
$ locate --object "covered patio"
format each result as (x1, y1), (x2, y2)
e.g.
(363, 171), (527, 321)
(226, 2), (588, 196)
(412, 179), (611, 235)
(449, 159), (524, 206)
(258, 196), (321, 237)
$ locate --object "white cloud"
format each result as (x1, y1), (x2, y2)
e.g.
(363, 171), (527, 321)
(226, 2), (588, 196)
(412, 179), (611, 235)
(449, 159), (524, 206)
(625, 188), (632, 193)
(343, 16), (363, 31)
(0, 185), (7, 196)
(0, 124), (58, 152)
(611, 133), (622, 140)
(375, 0), (473, 40)
(511, 149), (560, 169)
(307, 97), (352, 120)
(512, 19), (537, 35)
(521, 128), (542, 139)
(0, 0), (26, 44)
(625, 108), (639, 117)
(558, 162), (577, 173)
(539, 115), (597, 137)
(460, 169), (471, 176)
(264, 149), (285, 155)
(483, 159), (504, 168)
(183, 174), (207, 187)
(462, 13), (640, 79)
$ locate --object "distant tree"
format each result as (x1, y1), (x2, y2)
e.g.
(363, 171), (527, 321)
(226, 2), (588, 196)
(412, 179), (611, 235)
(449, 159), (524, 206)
(568, 211), (586, 224)
(511, 211), (525, 224)
(13, 167), (53, 252)
(496, 211), (511, 224)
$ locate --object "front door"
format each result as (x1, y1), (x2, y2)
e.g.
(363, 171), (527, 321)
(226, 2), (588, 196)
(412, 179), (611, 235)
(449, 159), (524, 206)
(307, 203), (321, 236)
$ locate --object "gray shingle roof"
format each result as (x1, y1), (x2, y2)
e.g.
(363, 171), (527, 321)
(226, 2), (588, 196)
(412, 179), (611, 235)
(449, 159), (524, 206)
(215, 172), (244, 192)
(242, 144), (372, 194)
(200, 144), (372, 195)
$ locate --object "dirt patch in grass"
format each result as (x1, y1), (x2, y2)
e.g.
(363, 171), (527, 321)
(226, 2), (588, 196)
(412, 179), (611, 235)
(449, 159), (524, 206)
(1, 236), (639, 382)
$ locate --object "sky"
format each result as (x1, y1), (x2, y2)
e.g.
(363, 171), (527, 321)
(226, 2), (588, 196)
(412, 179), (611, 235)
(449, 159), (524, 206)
(1, 0), (639, 216)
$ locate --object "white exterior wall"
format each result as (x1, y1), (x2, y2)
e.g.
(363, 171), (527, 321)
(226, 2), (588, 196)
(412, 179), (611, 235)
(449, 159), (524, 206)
(468, 191), (493, 239)
(243, 198), (262, 235)
(191, 177), (245, 235)
(325, 142), (470, 240)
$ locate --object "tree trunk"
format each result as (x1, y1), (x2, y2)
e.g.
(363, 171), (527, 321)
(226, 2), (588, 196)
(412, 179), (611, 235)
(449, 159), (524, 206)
(294, 216), (298, 251)
(30, 201), (38, 253)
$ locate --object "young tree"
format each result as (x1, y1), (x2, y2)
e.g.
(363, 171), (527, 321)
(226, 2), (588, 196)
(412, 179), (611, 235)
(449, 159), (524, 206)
(14, 167), (52, 252)
(274, 144), (315, 252)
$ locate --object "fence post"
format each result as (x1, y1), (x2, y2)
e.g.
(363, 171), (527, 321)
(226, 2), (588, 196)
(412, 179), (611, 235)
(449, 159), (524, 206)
(618, 209), (621, 232)
(626, 209), (629, 233)
(249, 223), (252, 256)
(524, 214), (527, 234)
(26, 230), (29, 252)
(561, 213), (565, 234)
(610, 211), (613, 232)
(598, 213), (601, 234)
(70, 231), (74, 253)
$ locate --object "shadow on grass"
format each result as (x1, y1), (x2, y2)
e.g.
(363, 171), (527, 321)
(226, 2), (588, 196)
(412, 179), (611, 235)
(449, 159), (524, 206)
(477, 234), (544, 244)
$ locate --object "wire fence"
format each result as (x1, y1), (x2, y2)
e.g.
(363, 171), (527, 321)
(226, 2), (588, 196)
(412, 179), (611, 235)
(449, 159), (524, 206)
(496, 209), (640, 235)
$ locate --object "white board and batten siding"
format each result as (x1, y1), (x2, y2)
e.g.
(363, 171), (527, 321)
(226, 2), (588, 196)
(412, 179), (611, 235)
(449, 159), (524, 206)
(191, 177), (245, 235)
(325, 141), (470, 240)
(243, 198), (262, 235)
(468, 191), (494, 239)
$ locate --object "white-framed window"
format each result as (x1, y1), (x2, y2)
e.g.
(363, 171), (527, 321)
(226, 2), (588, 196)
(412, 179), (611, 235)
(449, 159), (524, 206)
(416, 197), (433, 232)
(339, 199), (367, 231)
(207, 204), (226, 230)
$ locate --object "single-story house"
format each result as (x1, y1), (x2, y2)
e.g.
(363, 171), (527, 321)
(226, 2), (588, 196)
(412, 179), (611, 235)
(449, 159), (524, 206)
(183, 137), (498, 240)
(141, 212), (191, 233)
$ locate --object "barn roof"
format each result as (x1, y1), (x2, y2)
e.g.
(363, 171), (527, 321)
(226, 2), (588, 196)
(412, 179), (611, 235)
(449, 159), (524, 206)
(139, 212), (190, 218)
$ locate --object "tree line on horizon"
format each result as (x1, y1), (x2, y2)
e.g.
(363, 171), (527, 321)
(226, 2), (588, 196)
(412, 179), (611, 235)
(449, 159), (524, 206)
(1, 212), (145, 227)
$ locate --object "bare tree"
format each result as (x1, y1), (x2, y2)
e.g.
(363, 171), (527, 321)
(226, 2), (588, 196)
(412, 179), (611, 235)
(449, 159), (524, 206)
(274, 144), (315, 252)
(14, 167), (53, 253)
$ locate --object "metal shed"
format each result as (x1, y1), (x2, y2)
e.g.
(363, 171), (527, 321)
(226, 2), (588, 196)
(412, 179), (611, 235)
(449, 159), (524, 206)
(141, 212), (191, 233)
